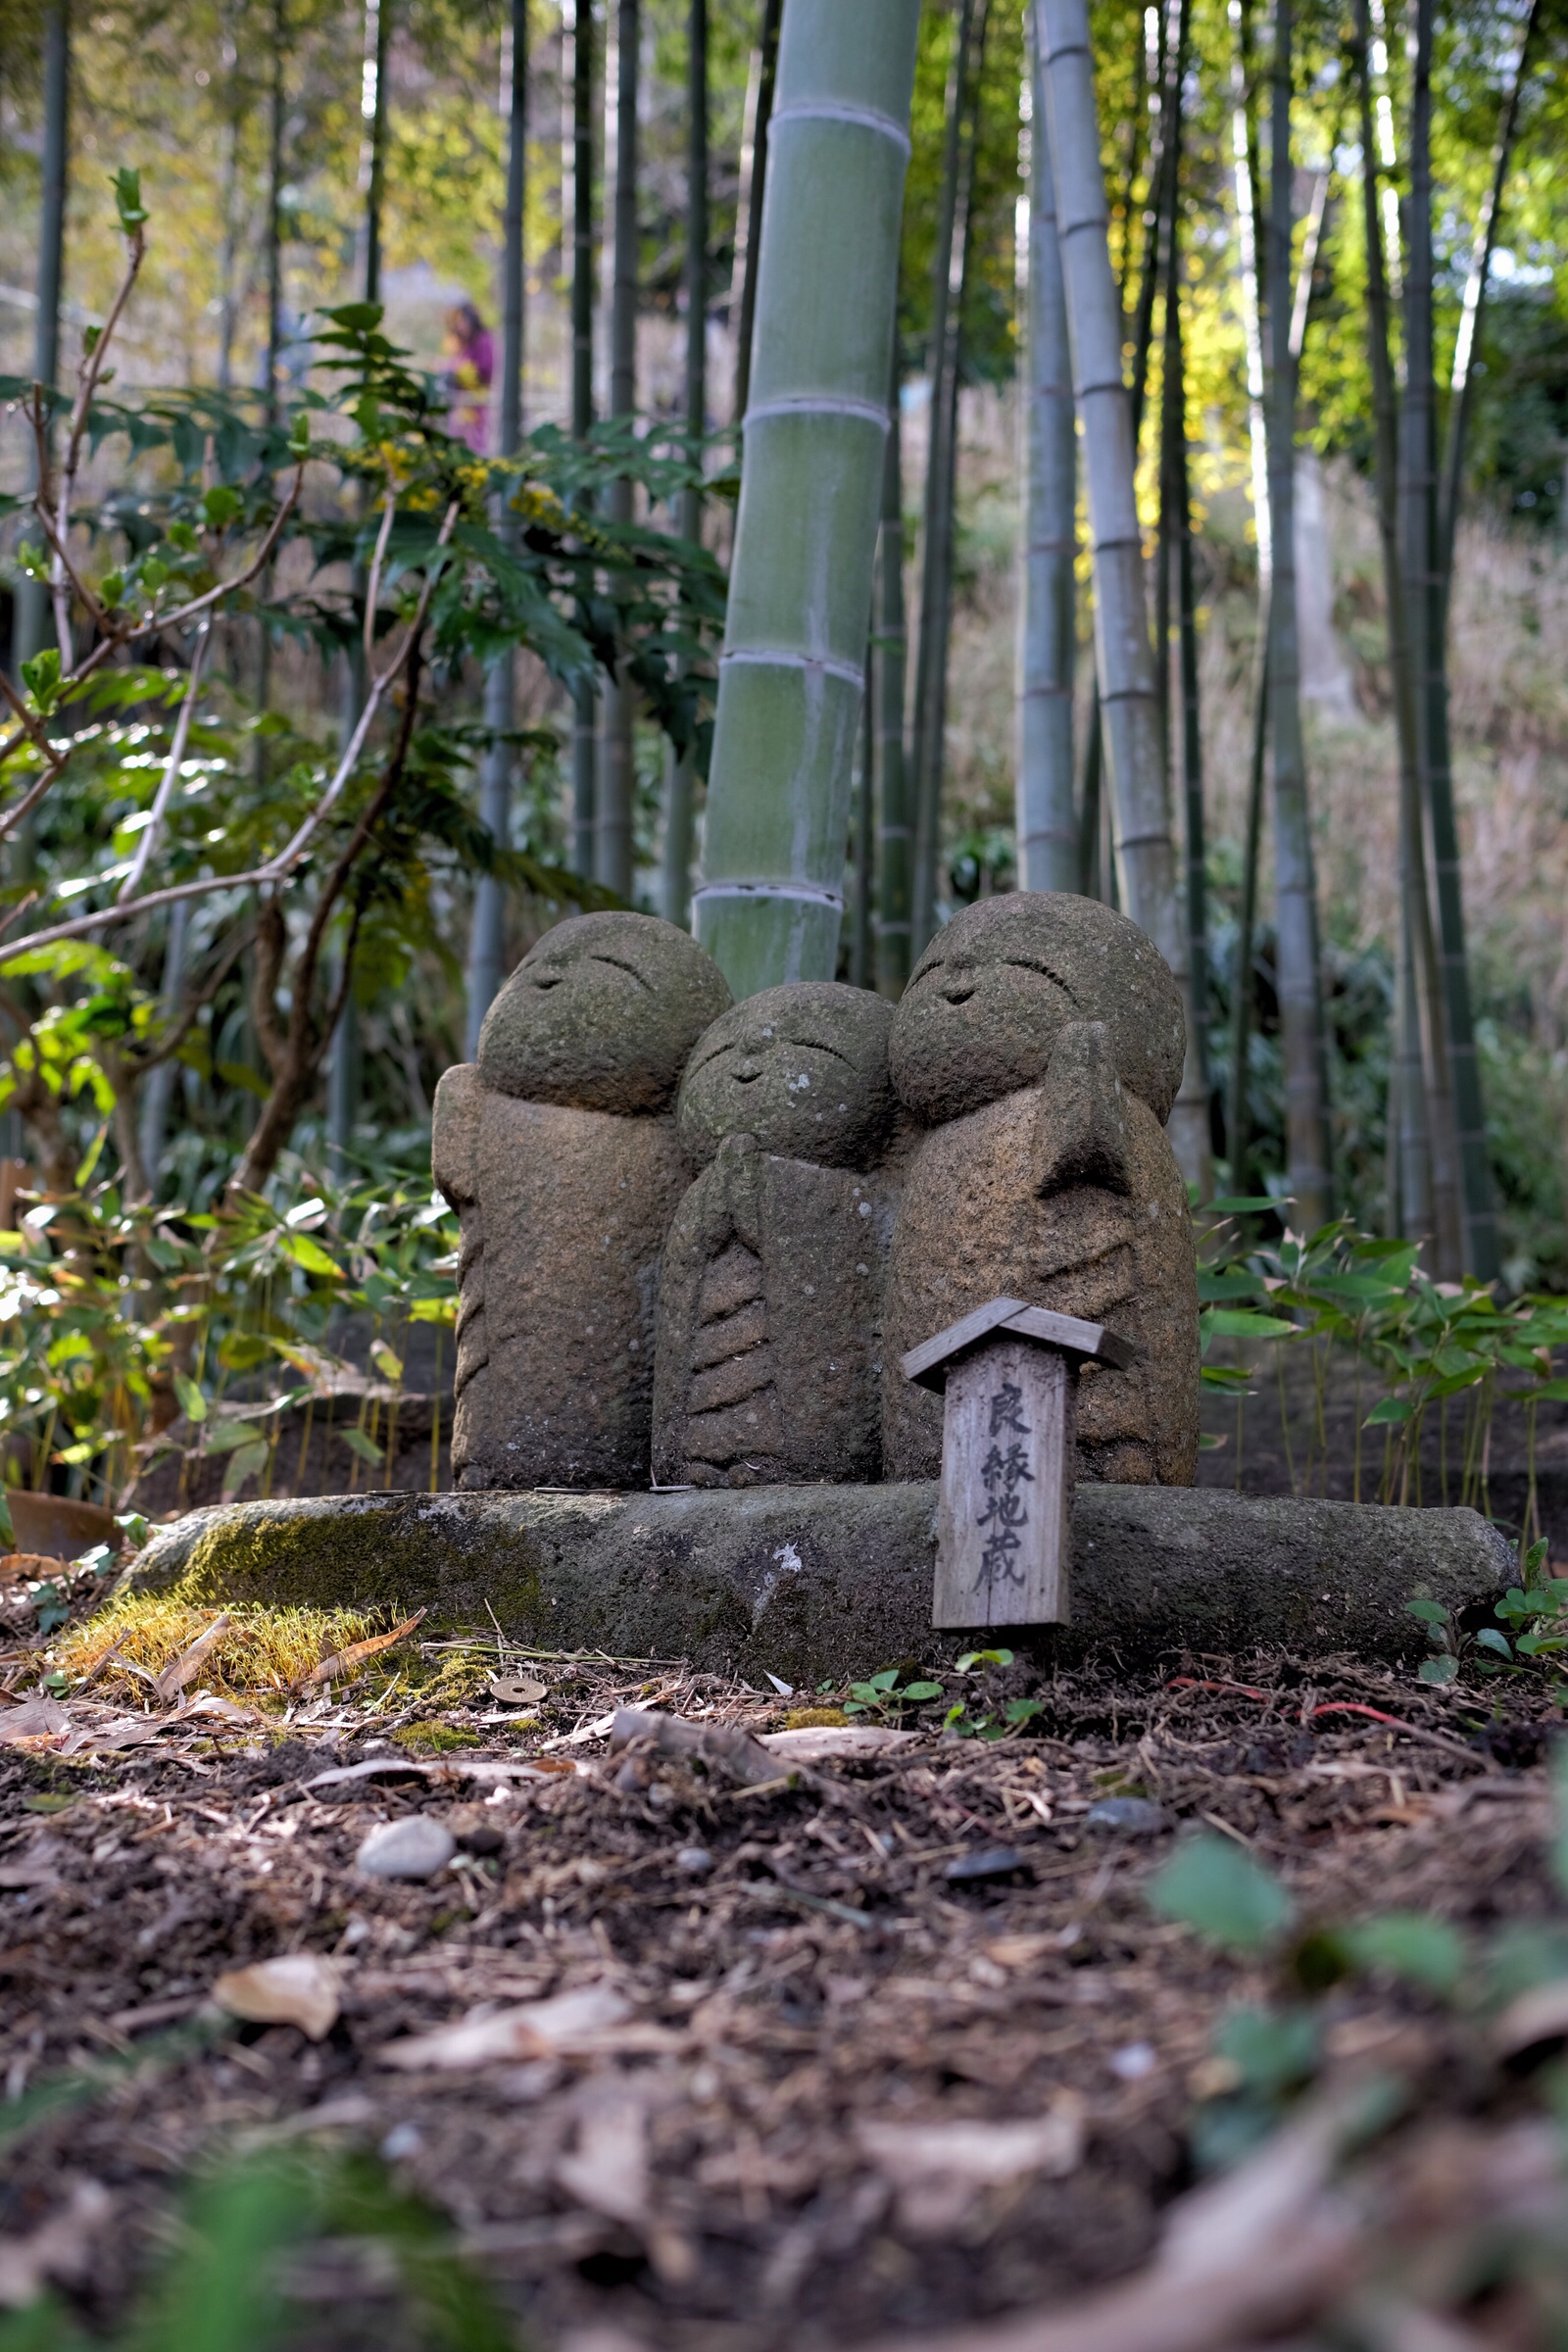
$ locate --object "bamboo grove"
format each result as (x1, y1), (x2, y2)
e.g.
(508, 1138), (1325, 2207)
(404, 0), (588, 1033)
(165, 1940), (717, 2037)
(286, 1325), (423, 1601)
(0, 0), (1564, 1282)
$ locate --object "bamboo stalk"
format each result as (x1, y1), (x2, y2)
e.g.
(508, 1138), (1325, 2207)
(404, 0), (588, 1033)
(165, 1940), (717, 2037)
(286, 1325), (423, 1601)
(1421, 6), (1539, 1280)
(567, 0), (596, 881)
(732, 0), (782, 429)
(1263, 0), (1332, 1233)
(850, 662), (873, 990)
(1016, 2), (1077, 896)
(875, 350), (911, 999)
(1352, 0), (1450, 1262)
(1165, 172), (1208, 1103)
(1396, 0), (1464, 1274)
(909, 0), (981, 959)
(1039, 0), (1201, 1182)
(12, 0), (70, 701)
(466, 0), (527, 1051)
(695, 0), (921, 999)
(596, 0), (639, 901)
(662, 0), (708, 931)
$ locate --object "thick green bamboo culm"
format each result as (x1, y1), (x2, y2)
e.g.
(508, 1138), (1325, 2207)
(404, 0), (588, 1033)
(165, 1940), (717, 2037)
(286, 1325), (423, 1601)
(695, 0), (921, 999)
(1016, 2), (1077, 895)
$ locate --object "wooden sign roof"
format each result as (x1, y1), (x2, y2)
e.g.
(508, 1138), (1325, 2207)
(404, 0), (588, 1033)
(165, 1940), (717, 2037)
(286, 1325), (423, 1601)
(900, 1296), (1140, 1395)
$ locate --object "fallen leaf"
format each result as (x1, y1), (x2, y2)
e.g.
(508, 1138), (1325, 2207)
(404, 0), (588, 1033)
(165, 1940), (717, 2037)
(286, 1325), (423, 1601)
(488, 1675), (548, 1705)
(154, 1611), (232, 1701)
(857, 2096), (1086, 2231)
(299, 1608), (427, 1689)
(183, 1692), (263, 1724)
(543, 1710), (618, 1750)
(0, 1697), (70, 1746)
(760, 1726), (918, 1762)
(59, 1713), (164, 1756)
(212, 1954), (343, 2042)
(1493, 1978), (1568, 2059)
(557, 2094), (649, 2225)
(376, 1981), (632, 2072)
(0, 2178), (113, 2309)
(0, 1849), (61, 1890)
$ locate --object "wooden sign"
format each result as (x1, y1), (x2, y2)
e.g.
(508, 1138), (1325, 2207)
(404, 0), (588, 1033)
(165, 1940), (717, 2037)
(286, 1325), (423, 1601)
(902, 1298), (1137, 1632)
(933, 1337), (1075, 1626)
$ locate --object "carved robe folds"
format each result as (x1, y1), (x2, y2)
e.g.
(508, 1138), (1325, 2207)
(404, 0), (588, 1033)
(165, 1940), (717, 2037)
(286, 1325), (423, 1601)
(653, 1135), (885, 1487)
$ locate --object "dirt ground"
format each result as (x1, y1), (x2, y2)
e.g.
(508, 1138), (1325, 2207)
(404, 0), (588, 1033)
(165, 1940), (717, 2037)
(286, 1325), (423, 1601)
(3, 1635), (1568, 2349)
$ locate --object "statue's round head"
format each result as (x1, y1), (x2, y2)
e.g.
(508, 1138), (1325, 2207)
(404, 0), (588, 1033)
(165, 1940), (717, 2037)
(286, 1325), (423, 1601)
(476, 911), (733, 1113)
(889, 892), (1186, 1126)
(677, 982), (896, 1170)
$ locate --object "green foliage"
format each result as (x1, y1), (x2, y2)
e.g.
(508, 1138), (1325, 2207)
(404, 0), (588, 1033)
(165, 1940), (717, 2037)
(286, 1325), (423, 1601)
(0, 2146), (514, 2351)
(1147, 1833), (1296, 1953)
(0, 1159), (458, 1523)
(1149, 1763), (1568, 2177)
(843, 1665), (944, 1722)
(1198, 1210), (1568, 1512)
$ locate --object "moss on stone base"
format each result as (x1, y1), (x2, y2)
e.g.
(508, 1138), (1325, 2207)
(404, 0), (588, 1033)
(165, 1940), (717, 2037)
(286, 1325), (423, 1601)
(128, 1481), (1515, 1685)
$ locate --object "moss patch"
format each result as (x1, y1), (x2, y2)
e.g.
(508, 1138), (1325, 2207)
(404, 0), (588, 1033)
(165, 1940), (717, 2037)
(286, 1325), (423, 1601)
(391, 1722), (481, 1756)
(156, 1495), (550, 1634)
(785, 1706), (850, 1730)
(57, 1592), (405, 1698)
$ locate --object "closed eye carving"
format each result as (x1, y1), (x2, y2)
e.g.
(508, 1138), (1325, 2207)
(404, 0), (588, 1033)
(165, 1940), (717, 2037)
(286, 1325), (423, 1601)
(686, 1038), (741, 1079)
(1002, 956), (1081, 1003)
(588, 953), (655, 993)
(784, 1036), (856, 1068)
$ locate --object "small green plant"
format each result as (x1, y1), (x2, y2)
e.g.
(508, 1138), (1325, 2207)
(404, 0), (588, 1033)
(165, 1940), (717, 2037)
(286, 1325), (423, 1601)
(843, 1666), (944, 1721)
(938, 1649), (1047, 1740)
(1197, 1208), (1568, 1520)
(1407, 1539), (1568, 1699)
(0, 2145), (514, 2350)
(1147, 1819), (1568, 2172)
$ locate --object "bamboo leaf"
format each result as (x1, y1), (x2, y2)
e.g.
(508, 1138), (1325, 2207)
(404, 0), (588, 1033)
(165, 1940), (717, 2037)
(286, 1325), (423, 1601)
(299, 1607), (427, 1689)
(155, 1611), (232, 1701)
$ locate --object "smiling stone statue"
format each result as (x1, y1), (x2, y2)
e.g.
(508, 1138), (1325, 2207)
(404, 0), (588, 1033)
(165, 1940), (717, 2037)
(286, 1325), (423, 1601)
(882, 892), (1200, 1488)
(432, 912), (732, 1489)
(652, 983), (898, 1488)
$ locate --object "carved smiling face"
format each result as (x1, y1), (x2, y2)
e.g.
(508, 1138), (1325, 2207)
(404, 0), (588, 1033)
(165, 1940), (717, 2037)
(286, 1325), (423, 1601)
(889, 893), (1186, 1127)
(476, 911), (732, 1112)
(677, 983), (896, 1170)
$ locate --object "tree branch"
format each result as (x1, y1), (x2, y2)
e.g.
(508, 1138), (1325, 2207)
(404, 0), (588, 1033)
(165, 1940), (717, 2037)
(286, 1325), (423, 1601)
(2, 501), (454, 958)
(116, 623), (212, 903)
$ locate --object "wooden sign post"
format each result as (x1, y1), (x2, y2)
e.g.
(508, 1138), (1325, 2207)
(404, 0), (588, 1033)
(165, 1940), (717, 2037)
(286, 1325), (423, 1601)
(901, 1298), (1137, 1630)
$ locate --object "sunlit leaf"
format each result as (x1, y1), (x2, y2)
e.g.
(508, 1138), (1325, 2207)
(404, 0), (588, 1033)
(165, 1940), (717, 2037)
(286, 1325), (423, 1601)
(1147, 1835), (1294, 1953)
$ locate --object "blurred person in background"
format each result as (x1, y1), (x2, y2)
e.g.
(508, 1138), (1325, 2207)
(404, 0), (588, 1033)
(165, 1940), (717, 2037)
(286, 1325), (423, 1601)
(444, 301), (494, 454)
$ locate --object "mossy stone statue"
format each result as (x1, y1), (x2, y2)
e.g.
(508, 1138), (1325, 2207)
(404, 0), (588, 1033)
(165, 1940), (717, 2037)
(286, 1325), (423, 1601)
(883, 894), (1200, 1489)
(653, 983), (898, 1488)
(433, 913), (732, 1491)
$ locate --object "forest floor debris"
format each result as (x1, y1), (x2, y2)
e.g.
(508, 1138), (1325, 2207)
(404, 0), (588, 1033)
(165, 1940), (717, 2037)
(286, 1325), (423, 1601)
(1, 1632), (1567, 2347)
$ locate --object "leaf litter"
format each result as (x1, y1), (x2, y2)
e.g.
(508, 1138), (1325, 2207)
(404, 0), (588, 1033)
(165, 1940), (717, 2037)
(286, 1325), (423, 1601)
(2, 1636), (1568, 2345)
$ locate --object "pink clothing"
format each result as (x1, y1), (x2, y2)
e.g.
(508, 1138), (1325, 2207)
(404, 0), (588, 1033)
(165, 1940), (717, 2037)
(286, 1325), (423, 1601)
(447, 326), (494, 454)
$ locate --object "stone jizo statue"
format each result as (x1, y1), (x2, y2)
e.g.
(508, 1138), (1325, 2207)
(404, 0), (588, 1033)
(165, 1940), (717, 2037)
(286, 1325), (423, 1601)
(653, 982), (898, 1488)
(882, 892), (1200, 1489)
(433, 912), (732, 1490)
